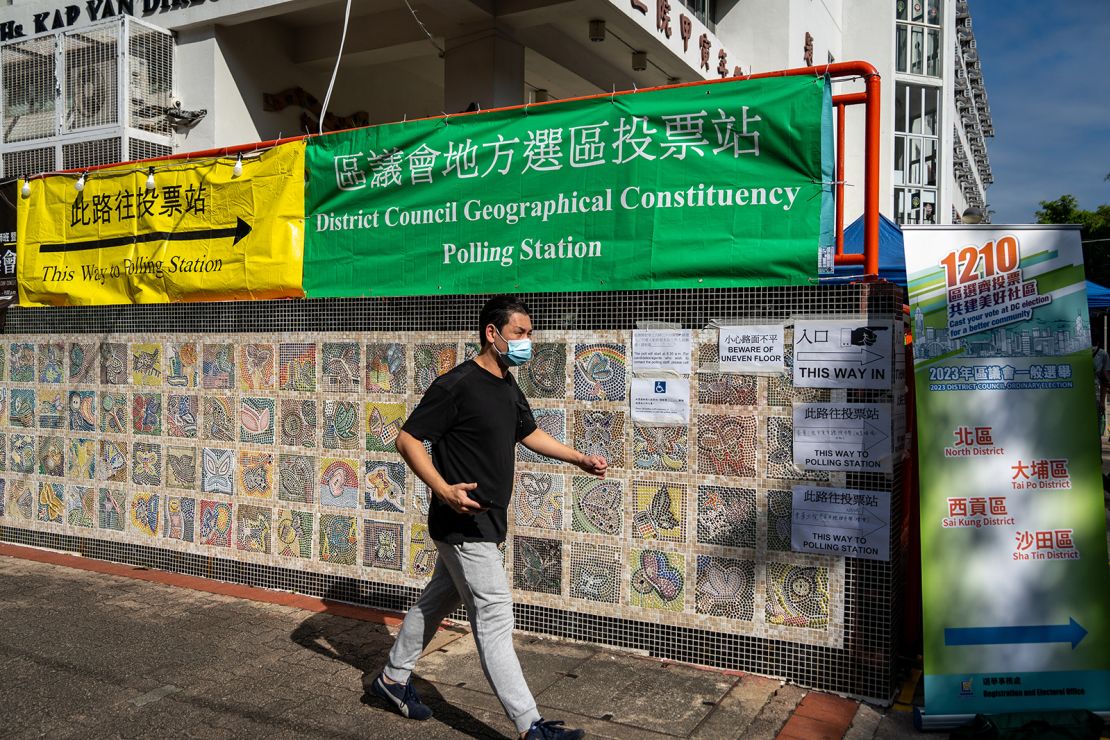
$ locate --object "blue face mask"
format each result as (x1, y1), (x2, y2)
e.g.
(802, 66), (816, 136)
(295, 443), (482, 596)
(494, 327), (532, 366)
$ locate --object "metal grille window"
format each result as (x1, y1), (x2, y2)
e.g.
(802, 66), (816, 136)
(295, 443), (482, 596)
(1, 36), (58, 144)
(895, 0), (942, 77)
(893, 82), (940, 224)
(62, 138), (122, 170)
(129, 24), (173, 136)
(64, 25), (119, 132)
(2, 146), (54, 181)
(129, 138), (171, 162)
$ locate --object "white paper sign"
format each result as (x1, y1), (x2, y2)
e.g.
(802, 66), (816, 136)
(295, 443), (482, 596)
(792, 320), (894, 389)
(791, 486), (891, 561)
(717, 325), (785, 373)
(630, 377), (690, 425)
(632, 329), (692, 374)
(793, 402), (892, 472)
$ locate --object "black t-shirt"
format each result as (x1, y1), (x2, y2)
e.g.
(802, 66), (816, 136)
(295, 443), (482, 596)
(402, 360), (537, 543)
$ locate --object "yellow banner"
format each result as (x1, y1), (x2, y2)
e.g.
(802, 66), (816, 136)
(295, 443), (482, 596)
(17, 141), (305, 306)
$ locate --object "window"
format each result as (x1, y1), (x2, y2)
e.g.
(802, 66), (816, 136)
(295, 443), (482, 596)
(895, 0), (942, 77)
(678, 0), (715, 30)
(893, 82), (941, 224)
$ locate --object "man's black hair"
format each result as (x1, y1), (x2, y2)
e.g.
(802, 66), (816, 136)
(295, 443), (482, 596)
(479, 295), (531, 347)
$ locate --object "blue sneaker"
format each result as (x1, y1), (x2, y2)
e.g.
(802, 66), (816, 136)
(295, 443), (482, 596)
(371, 673), (433, 720)
(524, 718), (585, 739)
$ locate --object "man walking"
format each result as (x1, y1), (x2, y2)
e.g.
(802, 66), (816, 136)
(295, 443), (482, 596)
(373, 295), (607, 739)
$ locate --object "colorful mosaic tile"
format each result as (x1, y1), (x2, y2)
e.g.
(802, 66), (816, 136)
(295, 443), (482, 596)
(68, 391), (97, 431)
(517, 343), (567, 398)
(166, 342), (199, 388)
(319, 513), (357, 565)
(364, 459), (406, 512)
(767, 373), (831, 407)
(163, 496), (196, 542)
(132, 442), (162, 487)
(201, 447), (234, 494)
(408, 522), (437, 577)
(37, 390), (63, 429)
(364, 520), (403, 570)
(321, 342), (360, 392)
(697, 342), (759, 405)
(569, 543), (621, 603)
(279, 342), (316, 391)
(201, 343), (235, 389)
(365, 342), (406, 394)
(202, 395), (235, 442)
(38, 342), (64, 384)
(570, 476), (624, 535)
(98, 488), (126, 531)
(11, 434), (36, 474)
(99, 392), (128, 434)
(632, 425), (688, 472)
(199, 499), (232, 547)
(237, 343), (276, 390)
(130, 492), (160, 537)
(414, 343), (457, 395)
(630, 548), (685, 612)
(100, 343), (127, 385)
(236, 504), (272, 553)
(99, 440), (127, 482)
(39, 435), (65, 477)
(319, 457), (359, 508)
(517, 408), (565, 464)
(631, 480), (686, 542)
(573, 343), (626, 401)
(166, 446), (198, 490)
(0, 433), (6, 471)
(365, 402), (405, 452)
(9, 480), (33, 520)
(767, 489), (793, 551)
(278, 454), (315, 504)
(132, 393), (162, 436)
(462, 342), (481, 362)
(240, 397), (276, 445)
(237, 452), (273, 498)
(513, 535), (562, 595)
(66, 486), (96, 528)
(37, 482), (64, 523)
(131, 343), (162, 386)
(697, 413), (757, 478)
(0, 480), (4, 517)
(323, 400), (360, 451)
(766, 416), (828, 482)
(67, 438), (96, 480)
(0, 389), (7, 428)
(10, 389), (34, 427)
(68, 342), (98, 383)
(275, 509), (313, 558)
(697, 485), (757, 549)
(513, 471), (563, 530)
(572, 410), (626, 468)
(10, 343), (34, 382)
(0, 343), (4, 381)
(279, 399), (316, 447)
(412, 480), (431, 517)
(766, 562), (829, 630)
(696, 556), (755, 620)
(166, 395), (198, 438)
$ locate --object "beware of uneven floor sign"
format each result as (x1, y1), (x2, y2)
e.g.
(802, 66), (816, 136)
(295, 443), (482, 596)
(17, 141), (306, 306)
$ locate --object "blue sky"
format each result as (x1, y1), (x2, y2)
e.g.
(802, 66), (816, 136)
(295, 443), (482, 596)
(971, 1), (1110, 223)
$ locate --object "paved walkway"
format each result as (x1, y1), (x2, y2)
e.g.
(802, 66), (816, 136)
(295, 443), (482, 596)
(0, 544), (929, 740)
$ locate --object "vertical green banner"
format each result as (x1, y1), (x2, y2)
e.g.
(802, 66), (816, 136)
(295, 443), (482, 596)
(905, 225), (1110, 726)
(303, 76), (828, 297)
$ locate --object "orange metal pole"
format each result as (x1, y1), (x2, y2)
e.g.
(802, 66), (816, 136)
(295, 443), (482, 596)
(834, 102), (846, 257)
(863, 71), (882, 278)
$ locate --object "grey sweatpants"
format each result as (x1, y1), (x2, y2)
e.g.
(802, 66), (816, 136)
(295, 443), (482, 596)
(383, 539), (541, 734)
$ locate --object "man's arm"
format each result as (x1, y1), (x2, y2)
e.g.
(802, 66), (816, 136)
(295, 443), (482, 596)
(395, 430), (484, 514)
(520, 428), (607, 477)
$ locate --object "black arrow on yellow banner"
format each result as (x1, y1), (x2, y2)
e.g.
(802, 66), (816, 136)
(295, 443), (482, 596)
(39, 218), (252, 253)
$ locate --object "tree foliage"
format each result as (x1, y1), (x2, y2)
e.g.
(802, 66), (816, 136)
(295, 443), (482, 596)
(1035, 194), (1110, 286)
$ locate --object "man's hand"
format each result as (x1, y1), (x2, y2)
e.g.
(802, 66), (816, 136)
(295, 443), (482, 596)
(435, 482), (485, 514)
(576, 454), (608, 478)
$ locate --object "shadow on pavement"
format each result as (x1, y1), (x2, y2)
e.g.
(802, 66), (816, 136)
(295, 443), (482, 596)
(289, 587), (509, 739)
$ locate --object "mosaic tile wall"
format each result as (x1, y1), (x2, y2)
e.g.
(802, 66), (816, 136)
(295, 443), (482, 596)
(0, 286), (906, 700)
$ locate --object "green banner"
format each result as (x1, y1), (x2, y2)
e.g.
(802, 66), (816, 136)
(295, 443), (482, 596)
(304, 76), (828, 297)
(905, 226), (1110, 725)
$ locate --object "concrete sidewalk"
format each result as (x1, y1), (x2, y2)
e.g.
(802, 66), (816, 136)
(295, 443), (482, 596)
(0, 545), (927, 740)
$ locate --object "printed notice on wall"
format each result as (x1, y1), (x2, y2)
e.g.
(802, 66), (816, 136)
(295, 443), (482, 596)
(791, 486), (891, 561)
(793, 320), (893, 389)
(717, 325), (785, 373)
(632, 329), (692, 374)
(630, 378), (690, 425)
(793, 402), (892, 473)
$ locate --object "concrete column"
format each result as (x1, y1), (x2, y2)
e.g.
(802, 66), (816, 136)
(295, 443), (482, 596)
(444, 28), (524, 113)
